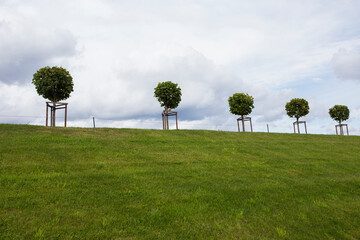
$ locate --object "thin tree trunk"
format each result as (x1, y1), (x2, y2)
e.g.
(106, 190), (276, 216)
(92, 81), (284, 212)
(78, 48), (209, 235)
(339, 120), (343, 135)
(165, 106), (169, 130)
(53, 102), (56, 127)
(241, 115), (245, 132)
(296, 117), (300, 134)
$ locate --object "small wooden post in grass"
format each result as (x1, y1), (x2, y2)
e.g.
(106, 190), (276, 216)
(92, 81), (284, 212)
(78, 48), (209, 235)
(46, 102), (68, 127)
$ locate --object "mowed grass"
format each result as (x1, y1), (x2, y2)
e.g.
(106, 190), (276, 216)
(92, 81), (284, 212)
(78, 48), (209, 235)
(0, 124), (360, 239)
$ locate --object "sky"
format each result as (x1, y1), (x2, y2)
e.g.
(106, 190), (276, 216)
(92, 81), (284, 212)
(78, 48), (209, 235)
(1, 0), (360, 134)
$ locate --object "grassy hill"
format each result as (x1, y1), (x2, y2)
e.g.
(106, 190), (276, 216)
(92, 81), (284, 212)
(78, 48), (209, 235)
(1, 124), (360, 239)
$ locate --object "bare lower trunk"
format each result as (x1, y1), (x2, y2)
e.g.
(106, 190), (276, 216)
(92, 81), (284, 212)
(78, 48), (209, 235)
(163, 106), (169, 130)
(166, 107), (169, 129)
(241, 115), (245, 132)
(339, 120), (343, 135)
(52, 101), (56, 127)
(296, 117), (300, 134)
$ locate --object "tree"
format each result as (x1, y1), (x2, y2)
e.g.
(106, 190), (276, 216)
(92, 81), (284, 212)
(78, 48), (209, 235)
(329, 105), (349, 124)
(32, 66), (74, 127)
(228, 93), (254, 132)
(228, 93), (254, 116)
(32, 66), (74, 102)
(285, 98), (309, 122)
(154, 81), (182, 111)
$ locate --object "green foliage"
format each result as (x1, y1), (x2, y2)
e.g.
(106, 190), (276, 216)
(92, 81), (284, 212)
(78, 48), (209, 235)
(285, 98), (310, 121)
(228, 93), (254, 116)
(154, 81), (182, 110)
(32, 66), (74, 102)
(1, 124), (360, 239)
(329, 105), (350, 124)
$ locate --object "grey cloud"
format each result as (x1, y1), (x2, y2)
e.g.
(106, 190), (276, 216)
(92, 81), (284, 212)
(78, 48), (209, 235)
(83, 48), (300, 128)
(69, 48), (245, 122)
(70, 48), (299, 126)
(0, 20), (77, 84)
(332, 48), (360, 81)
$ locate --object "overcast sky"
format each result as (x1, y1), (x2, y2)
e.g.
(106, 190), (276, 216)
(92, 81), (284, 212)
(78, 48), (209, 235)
(1, 0), (360, 134)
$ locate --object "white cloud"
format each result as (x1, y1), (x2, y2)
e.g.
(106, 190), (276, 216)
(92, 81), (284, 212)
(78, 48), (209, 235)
(332, 48), (360, 81)
(0, 82), (43, 121)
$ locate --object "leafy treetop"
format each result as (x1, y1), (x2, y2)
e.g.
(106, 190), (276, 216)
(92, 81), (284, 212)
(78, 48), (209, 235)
(32, 66), (74, 102)
(228, 93), (254, 116)
(285, 98), (309, 121)
(154, 81), (182, 111)
(329, 105), (349, 124)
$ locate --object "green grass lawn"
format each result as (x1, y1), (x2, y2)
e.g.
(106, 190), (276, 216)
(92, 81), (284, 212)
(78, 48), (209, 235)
(1, 124), (360, 239)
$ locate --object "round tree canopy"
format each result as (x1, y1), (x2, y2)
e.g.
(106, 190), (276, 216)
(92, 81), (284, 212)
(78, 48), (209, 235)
(285, 98), (309, 121)
(32, 66), (74, 102)
(228, 93), (254, 116)
(154, 81), (182, 110)
(329, 105), (349, 124)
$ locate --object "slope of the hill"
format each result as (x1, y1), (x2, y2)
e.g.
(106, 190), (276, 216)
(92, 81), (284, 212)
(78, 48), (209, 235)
(0, 124), (360, 239)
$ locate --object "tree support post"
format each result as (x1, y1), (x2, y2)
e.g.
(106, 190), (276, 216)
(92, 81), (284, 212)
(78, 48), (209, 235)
(65, 104), (67, 127)
(46, 104), (48, 127)
(167, 114), (170, 130)
(176, 113), (178, 130)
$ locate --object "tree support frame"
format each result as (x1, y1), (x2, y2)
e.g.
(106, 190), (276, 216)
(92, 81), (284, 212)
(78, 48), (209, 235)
(162, 110), (178, 130)
(335, 124), (349, 136)
(237, 116), (253, 132)
(46, 102), (68, 127)
(293, 120), (307, 134)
